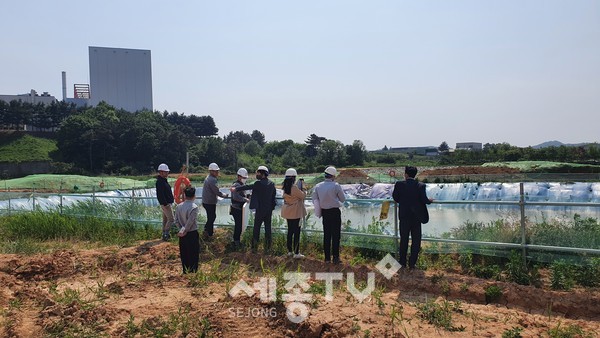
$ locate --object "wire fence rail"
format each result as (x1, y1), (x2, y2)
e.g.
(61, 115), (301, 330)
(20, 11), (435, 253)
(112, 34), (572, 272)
(0, 183), (599, 263)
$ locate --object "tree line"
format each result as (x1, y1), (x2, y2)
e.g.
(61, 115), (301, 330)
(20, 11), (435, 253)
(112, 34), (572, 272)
(436, 141), (600, 166)
(2, 99), (598, 175)
(11, 101), (368, 175)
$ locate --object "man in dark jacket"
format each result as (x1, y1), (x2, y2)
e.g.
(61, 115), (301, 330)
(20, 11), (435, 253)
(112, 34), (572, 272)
(392, 166), (433, 269)
(231, 165), (276, 252)
(156, 163), (175, 241)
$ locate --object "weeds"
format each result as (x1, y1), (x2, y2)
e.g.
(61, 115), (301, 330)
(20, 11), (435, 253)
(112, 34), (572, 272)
(502, 326), (523, 338)
(416, 299), (465, 332)
(125, 308), (212, 338)
(484, 285), (502, 304)
(389, 304), (410, 337)
(550, 261), (575, 290)
(548, 322), (594, 338)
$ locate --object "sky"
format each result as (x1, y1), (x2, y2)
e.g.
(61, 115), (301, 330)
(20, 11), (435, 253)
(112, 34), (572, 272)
(1, 0), (599, 150)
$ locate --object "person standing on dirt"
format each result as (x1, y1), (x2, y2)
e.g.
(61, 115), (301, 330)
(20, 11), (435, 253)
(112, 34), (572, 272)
(230, 165), (276, 253)
(230, 168), (250, 249)
(202, 163), (228, 240)
(281, 168), (307, 258)
(392, 166), (433, 270)
(175, 187), (200, 273)
(156, 163), (175, 241)
(312, 166), (346, 264)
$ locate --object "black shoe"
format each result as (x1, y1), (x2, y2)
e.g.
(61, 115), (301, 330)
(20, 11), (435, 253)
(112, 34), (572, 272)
(333, 258), (341, 265)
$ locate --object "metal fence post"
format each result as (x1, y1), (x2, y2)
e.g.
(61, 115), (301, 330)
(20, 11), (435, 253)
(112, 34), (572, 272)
(519, 182), (527, 266)
(394, 201), (399, 255)
(92, 185), (96, 216)
(8, 187), (11, 216)
(32, 184), (36, 211)
(59, 182), (63, 214)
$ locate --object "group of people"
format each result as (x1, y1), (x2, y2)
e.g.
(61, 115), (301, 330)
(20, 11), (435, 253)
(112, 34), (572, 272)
(156, 163), (431, 274)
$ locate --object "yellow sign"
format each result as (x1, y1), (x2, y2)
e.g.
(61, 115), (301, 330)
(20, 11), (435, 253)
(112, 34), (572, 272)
(379, 201), (390, 220)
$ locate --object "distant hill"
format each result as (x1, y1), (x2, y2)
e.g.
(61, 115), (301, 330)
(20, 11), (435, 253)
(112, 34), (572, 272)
(531, 140), (592, 149)
(0, 132), (57, 162)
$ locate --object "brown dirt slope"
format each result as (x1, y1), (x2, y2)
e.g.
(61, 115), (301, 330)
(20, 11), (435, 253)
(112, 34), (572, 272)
(420, 166), (520, 177)
(1, 233), (599, 337)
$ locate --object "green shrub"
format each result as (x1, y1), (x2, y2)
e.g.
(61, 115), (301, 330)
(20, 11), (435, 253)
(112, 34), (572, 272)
(415, 300), (465, 332)
(548, 323), (593, 338)
(550, 261), (576, 291)
(502, 326), (523, 338)
(0, 211), (158, 247)
(504, 251), (532, 286)
(484, 285), (502, 304)
(573, 258), (600, 287)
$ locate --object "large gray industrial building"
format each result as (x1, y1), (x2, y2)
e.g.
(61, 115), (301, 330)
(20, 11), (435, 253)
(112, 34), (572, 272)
(88, 46), (153, 112)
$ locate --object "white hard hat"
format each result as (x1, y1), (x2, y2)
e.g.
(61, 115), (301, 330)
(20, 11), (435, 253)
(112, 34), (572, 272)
(285, 168), (298, 177)
(257, 165), (269, 174)
(324, 166), (337, 176)
(157, 163), (170, 172)
(208, 163), (220, 171)
(237, 168), (248, 178)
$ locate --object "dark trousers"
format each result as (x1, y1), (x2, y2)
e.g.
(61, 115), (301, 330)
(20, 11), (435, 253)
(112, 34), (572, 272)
(322, 208), (341, 262)
(179, 230), (199, 273)
(252, 211), (272, 250)
(399, 214), (422, 268)
(202, 203), (216, 236)
(286, 218), (301, 254)
(230, 206), (242, 242)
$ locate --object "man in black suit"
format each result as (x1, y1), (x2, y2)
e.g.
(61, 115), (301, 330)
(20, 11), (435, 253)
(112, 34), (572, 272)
(392, 166), (433, 269)
(231, 165), (276, 252)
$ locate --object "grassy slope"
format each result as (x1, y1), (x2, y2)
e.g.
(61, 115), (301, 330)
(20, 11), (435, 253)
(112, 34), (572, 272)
(483, 161), (600, 172)
(0, 133), (57, 162)
(0, 174), (152, 192)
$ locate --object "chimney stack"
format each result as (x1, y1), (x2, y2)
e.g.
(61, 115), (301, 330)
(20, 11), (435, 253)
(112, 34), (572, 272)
(61, 71), (67, 101)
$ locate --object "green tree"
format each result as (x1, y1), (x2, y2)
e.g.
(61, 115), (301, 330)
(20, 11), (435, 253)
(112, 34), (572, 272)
(318, 139), (348, 167)
(57, 102), (120, 171)
(305, 133), (327, 157)
(251, 130), (266, 146)
(224, 130), (252, 145)
(244, 140), (262, 156)
(438, 141), (449, 153)
(346, 140), (367, 166)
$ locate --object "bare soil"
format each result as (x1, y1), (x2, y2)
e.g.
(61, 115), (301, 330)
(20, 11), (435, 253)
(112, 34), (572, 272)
(420, 166), (520, 177)
(1, 232), (599, 337)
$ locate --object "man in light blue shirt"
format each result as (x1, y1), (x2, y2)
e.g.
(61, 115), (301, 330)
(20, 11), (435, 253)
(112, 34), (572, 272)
(312, 166), (346, 264)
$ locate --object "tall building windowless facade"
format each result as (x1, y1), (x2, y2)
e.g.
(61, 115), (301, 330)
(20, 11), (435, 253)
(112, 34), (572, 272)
(89, 46), (153, 112)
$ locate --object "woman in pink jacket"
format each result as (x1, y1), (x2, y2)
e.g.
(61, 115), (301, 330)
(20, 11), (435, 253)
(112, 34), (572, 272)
(281, 168), (307, 258)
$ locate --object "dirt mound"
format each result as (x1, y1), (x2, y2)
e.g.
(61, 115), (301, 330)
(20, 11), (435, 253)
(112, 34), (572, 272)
(337, 169), (369, 178)
(420, 166), (520, 177)
(1, 235), (599, 337)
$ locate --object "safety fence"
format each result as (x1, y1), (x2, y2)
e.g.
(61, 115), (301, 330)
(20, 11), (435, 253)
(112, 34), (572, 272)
(0, 183), (599, 264)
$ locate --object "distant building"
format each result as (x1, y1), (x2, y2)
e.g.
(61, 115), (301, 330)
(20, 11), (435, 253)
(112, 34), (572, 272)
(388, 146), (439, 156)
(0, 89), (57, 132)
(456, 142), (482, 151)
(0, 89), (56, 105)
(88, 46), (153, 112)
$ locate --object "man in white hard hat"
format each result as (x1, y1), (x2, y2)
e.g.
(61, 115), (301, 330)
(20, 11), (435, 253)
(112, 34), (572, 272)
(156, 163), (174, 241)
(231, 165), (276, 252)
(201, 163), (228, 239)
(230, 168), (250, 249)
(312, 166), (346, 264)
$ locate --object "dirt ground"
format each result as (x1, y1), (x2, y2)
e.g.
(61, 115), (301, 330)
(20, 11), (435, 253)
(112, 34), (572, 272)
(1, 232), (599, 337)
(419, 166), (520, 177)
